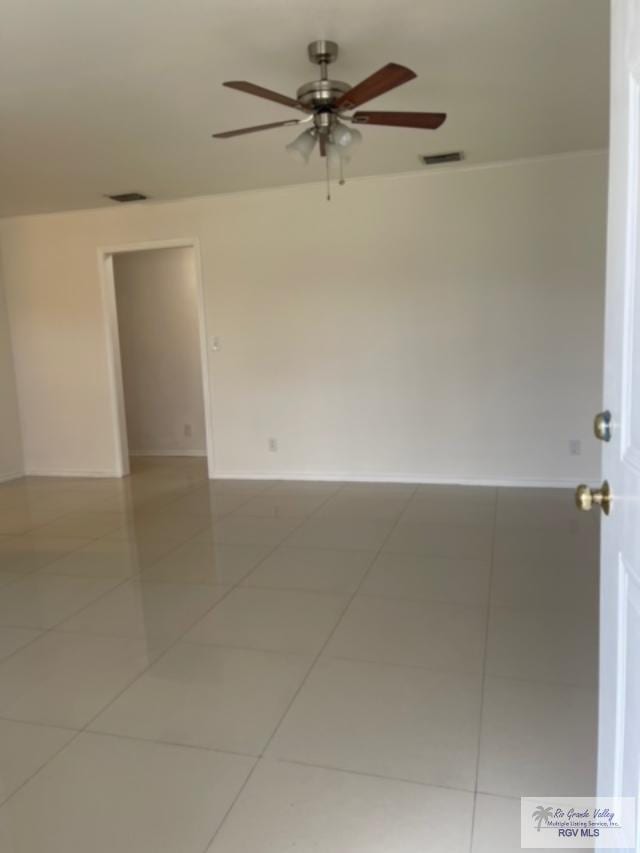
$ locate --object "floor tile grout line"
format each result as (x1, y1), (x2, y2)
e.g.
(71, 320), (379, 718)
(477, 670), (599, 692)
(0, 715), (80, 734)
(199, 485), (416, 853)
(330, 587), (491, 606)
(0, 630), (48, 667)
(467, 486), (499, 853)
(0, 721), (81, 809)
(240, 575), (375, 594)
(0, 573), (137, 669)
(0, 508), (91, 537)
(0, 531), (123, 582)
(80, 727), (260, 761)
(3, 529), (106, 560)
(302, 650), (484, 677)
(276, 756), (478, 796)
(159, 476), (281, 524)
(175, 637), (326, 659)
(180, 636), (486, 678)
(0, 485), (201, 523)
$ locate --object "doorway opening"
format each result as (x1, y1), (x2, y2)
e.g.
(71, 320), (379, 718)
(100, 239), (214, 478)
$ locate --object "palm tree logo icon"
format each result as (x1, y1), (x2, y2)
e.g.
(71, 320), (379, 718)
(532, 806), (554, 832)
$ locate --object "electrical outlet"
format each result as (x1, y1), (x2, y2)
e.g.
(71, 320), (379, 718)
(184, 424), (192, 438)
(569, 439), (581, 456)
(268, 437), (278, 453)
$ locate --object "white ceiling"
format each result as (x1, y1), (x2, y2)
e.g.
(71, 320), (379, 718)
(0, 0), (609, 217)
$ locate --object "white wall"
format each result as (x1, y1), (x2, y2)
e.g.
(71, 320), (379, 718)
(0, 151), (607, 484)
(0, 260), (23, 480)
(114, 247), (206, 457)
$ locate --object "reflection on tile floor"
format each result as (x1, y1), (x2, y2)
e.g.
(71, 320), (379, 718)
(0, 457), (599, 852)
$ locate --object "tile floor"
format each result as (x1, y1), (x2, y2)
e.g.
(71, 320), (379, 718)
(0, 457), (599, 852)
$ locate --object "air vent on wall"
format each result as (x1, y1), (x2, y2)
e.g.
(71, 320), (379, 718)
(106, 192), (148, 203)
(420, 151), (464, 166)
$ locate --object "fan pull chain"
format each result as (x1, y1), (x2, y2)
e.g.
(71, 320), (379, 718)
(338, 155), (345, 186)
(326, 152), (331, 201)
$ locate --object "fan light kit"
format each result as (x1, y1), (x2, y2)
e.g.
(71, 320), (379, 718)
(213, 41), (447, 199)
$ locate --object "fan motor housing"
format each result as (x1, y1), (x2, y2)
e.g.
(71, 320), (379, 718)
(296, 79), (351, 109)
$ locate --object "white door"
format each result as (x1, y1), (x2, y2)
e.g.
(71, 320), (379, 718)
(595, 0), (640, 845)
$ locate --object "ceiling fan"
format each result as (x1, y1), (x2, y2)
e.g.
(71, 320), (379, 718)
(212, 40), (446, 194)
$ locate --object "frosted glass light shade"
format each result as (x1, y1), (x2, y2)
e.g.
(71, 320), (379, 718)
(286, 129), (317, 163)
(332, 122), (362, 149)
(327, 142), (351, 166)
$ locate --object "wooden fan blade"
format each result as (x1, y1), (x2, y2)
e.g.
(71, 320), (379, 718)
(318, 135), (327, 157)
(223, 81), (307, 112)
(212, 119), (302, 138)
(351, 111), (447, 129)
(335, 63), (416, 110)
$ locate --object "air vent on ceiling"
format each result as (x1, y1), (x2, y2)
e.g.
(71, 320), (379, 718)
(420, 151), (464, 166)
(107, 192), (148, 203)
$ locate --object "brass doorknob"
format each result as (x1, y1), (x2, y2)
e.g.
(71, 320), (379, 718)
(575, 480), (612, 515)
(594, 410), (612, 442)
